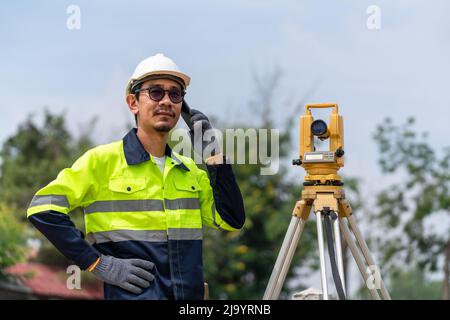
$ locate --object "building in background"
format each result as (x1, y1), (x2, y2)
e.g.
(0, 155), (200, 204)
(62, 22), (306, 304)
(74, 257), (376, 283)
(0, 262), (102, 300)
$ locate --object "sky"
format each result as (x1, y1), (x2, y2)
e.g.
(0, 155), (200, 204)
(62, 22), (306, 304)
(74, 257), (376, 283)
(1, 0), (449, 295)
(1, 1), (449, 182)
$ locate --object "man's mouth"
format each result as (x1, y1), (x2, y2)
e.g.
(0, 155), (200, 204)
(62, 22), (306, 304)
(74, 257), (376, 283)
(154, 110), (175, 117)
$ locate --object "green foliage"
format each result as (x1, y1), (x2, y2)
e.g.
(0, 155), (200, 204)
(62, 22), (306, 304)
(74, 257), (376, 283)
(356, 266), (441, 300)
(389, 267), (442, 299)
(0, 109), (96, 217)
(0, 202), (26, 278)
(202, 124), (318, 299)
(373, 117), (450, 298)
(201, 69), (322, 299)
(0, 109), (95, 266)
(1, 101), (366, 299)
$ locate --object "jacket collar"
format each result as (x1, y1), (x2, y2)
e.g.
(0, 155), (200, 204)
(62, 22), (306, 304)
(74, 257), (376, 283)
(123, 128), (189, 171)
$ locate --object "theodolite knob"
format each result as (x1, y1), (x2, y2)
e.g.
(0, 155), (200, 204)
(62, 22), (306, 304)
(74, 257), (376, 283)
(335, 147), (345, 158)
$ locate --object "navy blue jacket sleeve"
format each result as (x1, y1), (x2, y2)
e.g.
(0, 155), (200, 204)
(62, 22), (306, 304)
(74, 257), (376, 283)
(28, 211), (101, 270)
(206, 161), (246, 229)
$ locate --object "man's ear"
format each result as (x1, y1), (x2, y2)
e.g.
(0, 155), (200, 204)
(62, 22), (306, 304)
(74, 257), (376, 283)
(126, 94), (139, 116)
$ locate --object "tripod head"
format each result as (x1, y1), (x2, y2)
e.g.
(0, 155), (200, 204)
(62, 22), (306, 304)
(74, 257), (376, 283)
(293, 103), (344, 185)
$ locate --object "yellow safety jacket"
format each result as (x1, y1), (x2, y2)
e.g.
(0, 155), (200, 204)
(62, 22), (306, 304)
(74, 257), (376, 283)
(27, 128), (245, 300)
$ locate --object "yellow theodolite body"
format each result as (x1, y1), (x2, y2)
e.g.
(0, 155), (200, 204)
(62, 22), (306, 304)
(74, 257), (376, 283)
(298, 103), (344, 184)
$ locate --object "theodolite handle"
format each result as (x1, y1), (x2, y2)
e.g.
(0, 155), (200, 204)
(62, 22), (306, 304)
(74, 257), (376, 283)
(305, 103), (339, 114)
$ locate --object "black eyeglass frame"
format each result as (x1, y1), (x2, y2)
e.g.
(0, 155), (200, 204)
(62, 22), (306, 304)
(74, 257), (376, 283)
(134, 86), (186, 104)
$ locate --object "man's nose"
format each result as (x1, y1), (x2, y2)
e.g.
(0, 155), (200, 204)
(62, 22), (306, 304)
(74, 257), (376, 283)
(158, 92), (172, 107)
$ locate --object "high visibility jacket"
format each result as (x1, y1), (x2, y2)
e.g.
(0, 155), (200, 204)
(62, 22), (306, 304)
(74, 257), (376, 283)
(27, 128), (245, 300)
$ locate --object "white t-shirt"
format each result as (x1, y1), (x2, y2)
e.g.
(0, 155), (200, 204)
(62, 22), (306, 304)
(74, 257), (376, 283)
(153, 155), (166, 174)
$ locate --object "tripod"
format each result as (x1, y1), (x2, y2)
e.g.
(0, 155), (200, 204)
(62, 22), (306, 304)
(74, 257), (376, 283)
(263, 184), (391, 300)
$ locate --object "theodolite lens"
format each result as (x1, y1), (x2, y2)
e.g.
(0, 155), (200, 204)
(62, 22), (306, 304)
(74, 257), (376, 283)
(311, 120), (328, 137)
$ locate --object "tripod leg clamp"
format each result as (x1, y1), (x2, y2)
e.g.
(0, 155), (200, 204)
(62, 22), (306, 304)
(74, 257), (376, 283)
(293, 200), (311, 220)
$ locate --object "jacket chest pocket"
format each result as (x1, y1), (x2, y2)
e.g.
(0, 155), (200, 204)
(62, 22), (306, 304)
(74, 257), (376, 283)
(106, 177), (165, 231)
(108, 178), (147, 197)
(167, 177), (202, 210)
(172, 177), (202, 197)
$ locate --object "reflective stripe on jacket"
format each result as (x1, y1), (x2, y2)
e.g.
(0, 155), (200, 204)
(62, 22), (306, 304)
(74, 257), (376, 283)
(27, 128), (245, 300)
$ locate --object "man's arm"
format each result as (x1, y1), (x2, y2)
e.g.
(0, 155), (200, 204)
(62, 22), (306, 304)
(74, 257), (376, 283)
(184, 108), (245, 230)
(196, 154), (245, 231)
(206, 155), (245, 230)
(27, 148), (158, 294)
(28, 210), (100, 270)
(27, 150), (100, 270)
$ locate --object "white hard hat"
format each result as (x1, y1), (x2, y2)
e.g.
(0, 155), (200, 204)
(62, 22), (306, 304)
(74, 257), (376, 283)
(125, 53), (191, 96)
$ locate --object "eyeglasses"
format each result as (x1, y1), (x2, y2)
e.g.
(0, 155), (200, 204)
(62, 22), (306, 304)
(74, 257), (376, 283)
(135, 86), (185, 104)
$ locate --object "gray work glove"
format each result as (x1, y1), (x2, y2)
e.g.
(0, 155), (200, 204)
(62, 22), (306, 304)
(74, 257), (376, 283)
(92, 255), (155, 294)
(187, 108), (221, 162)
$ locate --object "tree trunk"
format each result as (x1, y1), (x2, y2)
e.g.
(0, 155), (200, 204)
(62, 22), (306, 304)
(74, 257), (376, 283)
(443, 239), (450, 300)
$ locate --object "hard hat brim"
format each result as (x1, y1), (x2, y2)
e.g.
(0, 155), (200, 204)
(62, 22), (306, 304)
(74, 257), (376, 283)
(126, 70), (191, 96)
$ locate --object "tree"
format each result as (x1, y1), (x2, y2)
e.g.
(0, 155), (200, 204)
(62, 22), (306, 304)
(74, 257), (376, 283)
(0, 109), (96, 217)
(200, 69), (368, 299)
(388, 266), (441, 300)
(200, 68), (322, 299)
(0, 109), (96, 266)
(339, 176), (365, 295)
(0, 201), (26, 279)
(373, 117), (450, 299)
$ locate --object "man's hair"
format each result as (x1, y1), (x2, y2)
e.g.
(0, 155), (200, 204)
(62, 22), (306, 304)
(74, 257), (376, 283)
(132, 83), (143, 126)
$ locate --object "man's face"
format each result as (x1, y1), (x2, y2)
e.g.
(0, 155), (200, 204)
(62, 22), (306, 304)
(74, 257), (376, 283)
(127, 78), (183, 133)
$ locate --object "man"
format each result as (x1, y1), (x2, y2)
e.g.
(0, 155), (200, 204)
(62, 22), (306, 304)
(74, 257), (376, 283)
(27, 53), (245, 300)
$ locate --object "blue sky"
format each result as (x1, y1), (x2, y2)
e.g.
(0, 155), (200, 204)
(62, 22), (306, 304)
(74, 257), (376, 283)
(1, 1), (449, 177)
(1, 0), (449, 294)
(1, 0), (449, 194)
(1, 0), (449, 184)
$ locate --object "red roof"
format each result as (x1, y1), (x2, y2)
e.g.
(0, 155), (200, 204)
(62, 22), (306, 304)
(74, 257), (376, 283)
(5, 262), (103, 299)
